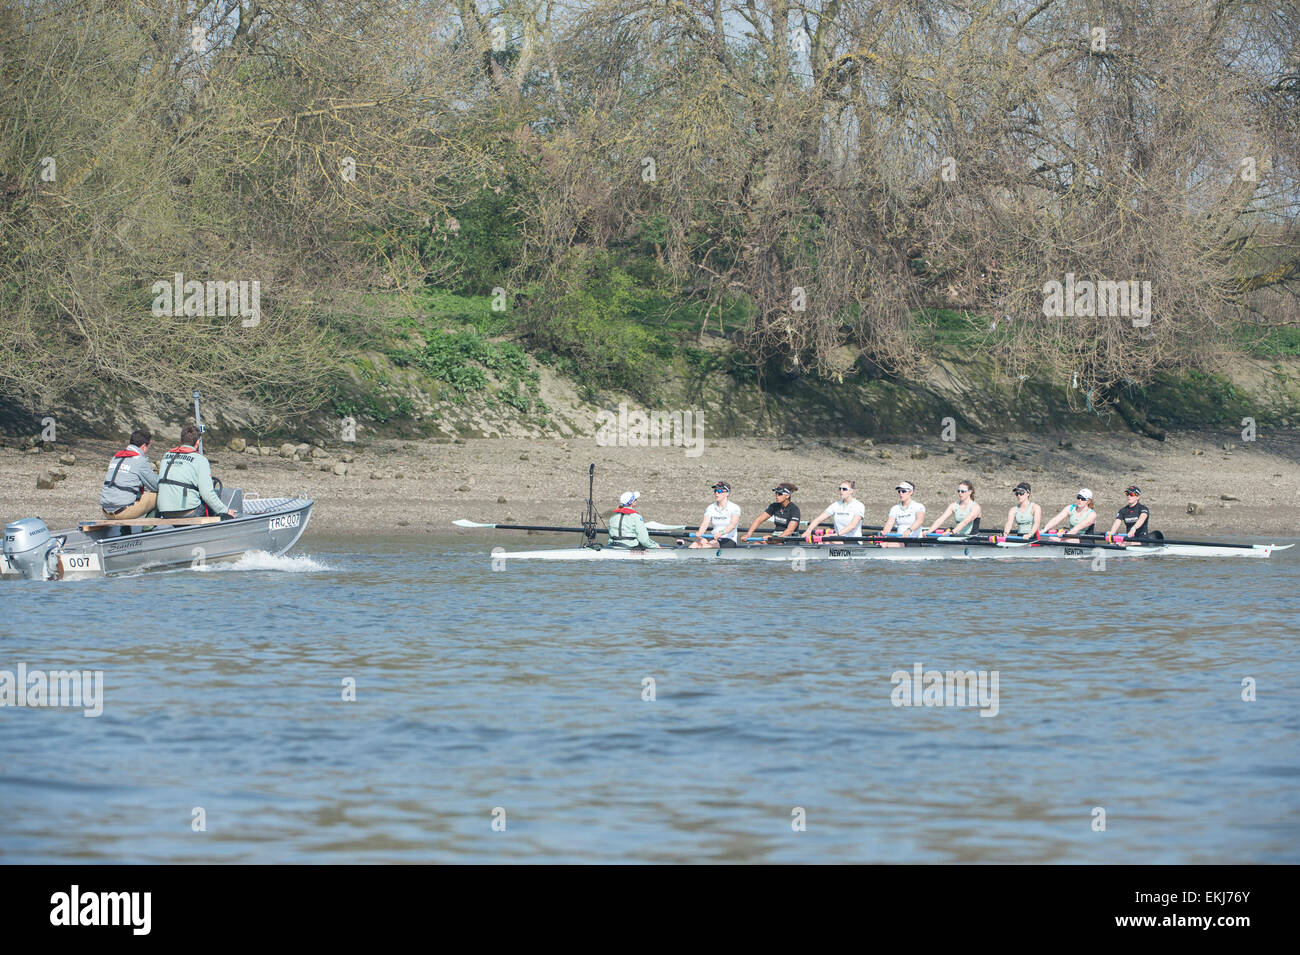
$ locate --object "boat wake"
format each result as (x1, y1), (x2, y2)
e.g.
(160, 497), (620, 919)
(192, 551), (332, 574)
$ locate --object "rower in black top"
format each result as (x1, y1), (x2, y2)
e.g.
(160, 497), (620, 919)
(1108, 485), (1153, 538)
(744, 482), (802, 543)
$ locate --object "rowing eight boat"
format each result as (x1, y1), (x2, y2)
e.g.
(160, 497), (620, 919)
(490, 540), (1291, 561)
(461, 464), (1293, 563)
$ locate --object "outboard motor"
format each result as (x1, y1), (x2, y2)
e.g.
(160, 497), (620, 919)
(3, 518), (61, 581)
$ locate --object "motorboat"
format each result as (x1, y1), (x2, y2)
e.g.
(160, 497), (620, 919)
(2, 488), (313, 580)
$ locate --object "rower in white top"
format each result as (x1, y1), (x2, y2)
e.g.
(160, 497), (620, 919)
(879, 481), (925, 547)
(1041, 488), (1097, 540)
(688, 481), (741, 548)
(803, 480), (866, 543)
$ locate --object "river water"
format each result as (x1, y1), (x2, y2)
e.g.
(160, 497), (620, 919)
(2, 534), (1297, 863)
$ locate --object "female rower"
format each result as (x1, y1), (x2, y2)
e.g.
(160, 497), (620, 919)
(688, 481), (741, 548)
(803, 481), (865, 543)
(743, 482), (801, 543)
(1107, 485), (1151, 540)
(879, 481), (926, 547)
(1003, 482), (1042, 538)
(924, 480), (982, 535)
(1042, 488), (1097, 539)
(607, 491), (660, 550)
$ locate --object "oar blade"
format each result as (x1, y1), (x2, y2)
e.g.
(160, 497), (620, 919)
(453, 520), (496, 528)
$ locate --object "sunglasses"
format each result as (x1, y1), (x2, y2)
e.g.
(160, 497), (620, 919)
(772, 489), (790, 495)
(839, 486), (851, 492)
(1077, 495), (1089, 501)
(957, 487), (970, 492)
(1014, 490), (1027, 496)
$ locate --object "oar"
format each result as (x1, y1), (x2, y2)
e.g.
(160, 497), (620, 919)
(1050, 530), (1257, 549)
(803, 523), (887, 533)
(792, 534), (971, 547)
(676, 531), (879, 544)
(801, 532), (1138, 552)
(452, 520), (681, 538)
(954, 533), (1141, 552)
(454, 520), (588, 532)
(678, 520), (887, 534)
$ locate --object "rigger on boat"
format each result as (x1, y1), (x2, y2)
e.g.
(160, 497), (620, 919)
(454, 466), (1292, 562)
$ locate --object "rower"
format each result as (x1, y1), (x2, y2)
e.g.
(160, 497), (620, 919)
(879, 481), (925, 547)
(803, 481), (865, 543)
(925, 480), (982, 535)
(607, 491), (660, 549)
(1042, 488), (1097, 539)
(100, 429), (160, 525)
(1108, 485), (1152, 541)
(743, 482), (801, 543)
(689, 481), (741, 548)
(1003, 482), (1041, 538)
(156, 426), (236, 520)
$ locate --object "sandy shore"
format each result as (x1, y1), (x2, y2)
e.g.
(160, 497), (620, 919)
(3, 430), (1297, 539)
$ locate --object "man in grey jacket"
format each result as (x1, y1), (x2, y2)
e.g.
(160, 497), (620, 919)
(100, 429), (161, 519)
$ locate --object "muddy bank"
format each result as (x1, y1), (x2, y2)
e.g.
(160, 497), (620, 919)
(4, 350), (1298, 451)
(4, 430), (1297, 540)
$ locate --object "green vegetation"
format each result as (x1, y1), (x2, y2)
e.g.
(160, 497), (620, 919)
(526, 304), (667, 399)
(1235, 325), (1300, 358)
(914, 308), (997, 347)
(436, 188), (527, 298)
(417, 288), (515, 337)
(330, 363), (417, 424)
(3, 2), (1296, 435)
(521, 250), (699, 400)
(387, 322), (541, 410)
(1130, 371), (1254, 430)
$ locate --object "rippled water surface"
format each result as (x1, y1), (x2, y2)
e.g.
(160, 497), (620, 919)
(2, 535), (1298, 863)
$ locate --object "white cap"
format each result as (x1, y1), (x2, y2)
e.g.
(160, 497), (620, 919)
(895, 482), (914, 493)
(1077, 488), (1093, 500)
(619, 491), (640, 507)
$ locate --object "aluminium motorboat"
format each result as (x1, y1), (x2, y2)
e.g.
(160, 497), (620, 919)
(2, 487), (313, 580)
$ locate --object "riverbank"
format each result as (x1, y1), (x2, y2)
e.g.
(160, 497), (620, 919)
(4, 430), (1297, 539)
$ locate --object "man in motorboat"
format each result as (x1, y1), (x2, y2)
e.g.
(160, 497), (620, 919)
(100, 428), (160, 520)
(156, 426), (236, 519)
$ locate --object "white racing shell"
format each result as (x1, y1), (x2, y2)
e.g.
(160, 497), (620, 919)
(490, 540), (1291, 562)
